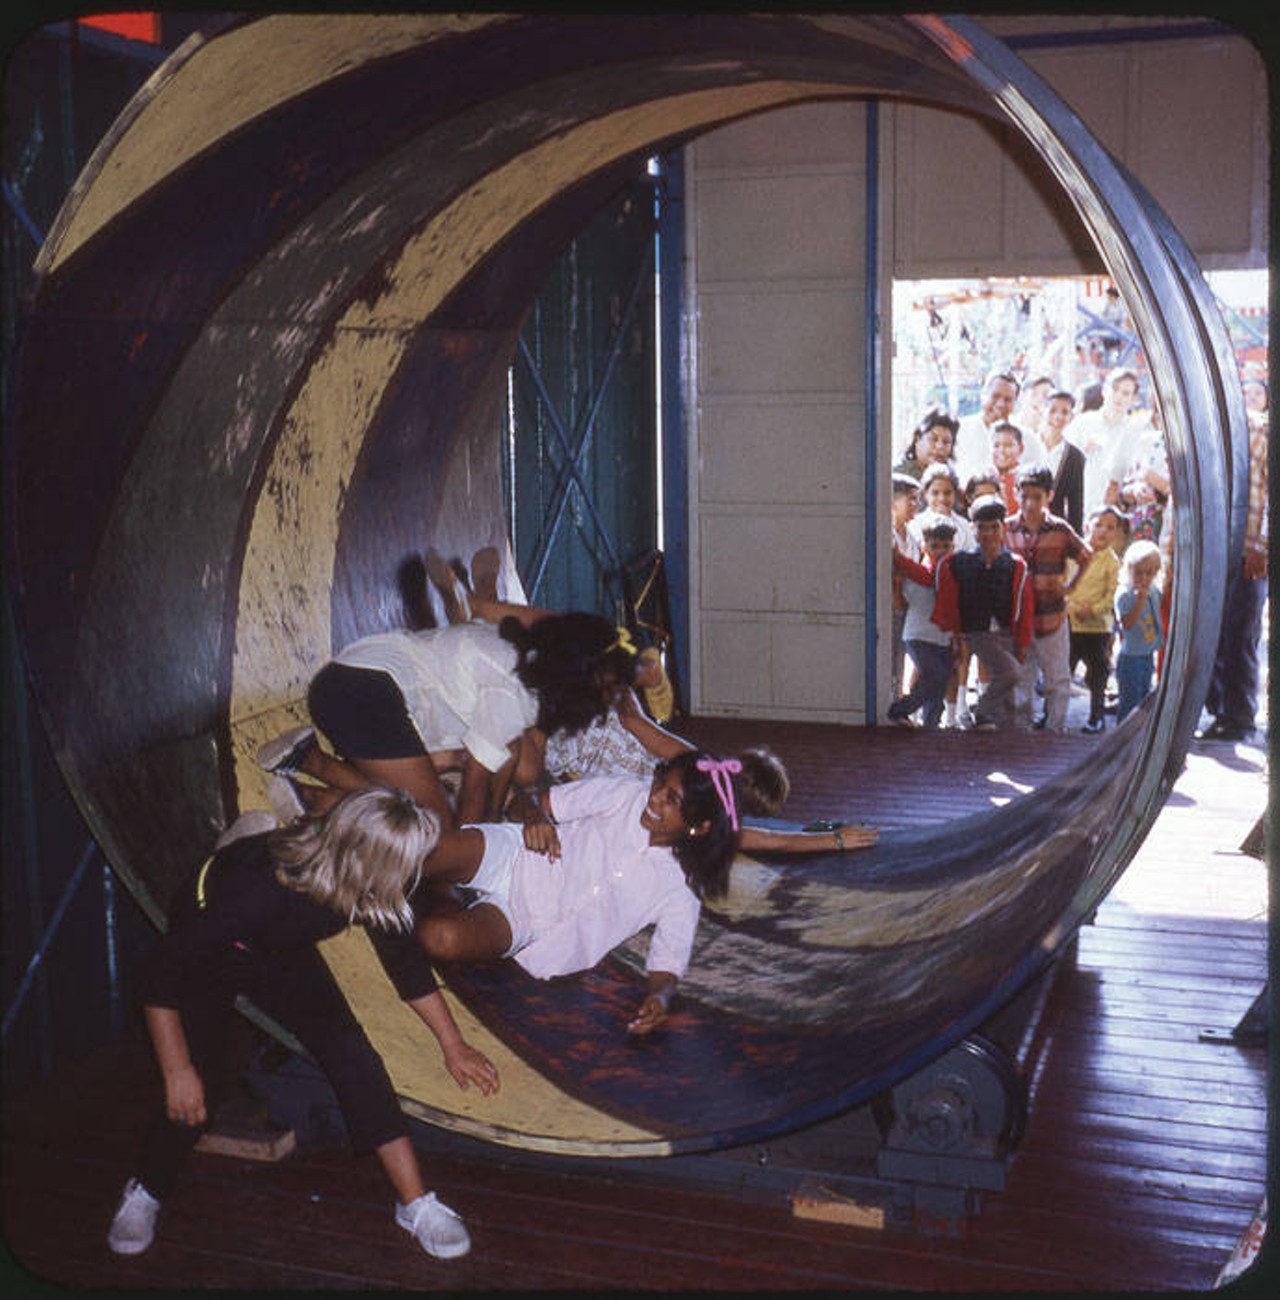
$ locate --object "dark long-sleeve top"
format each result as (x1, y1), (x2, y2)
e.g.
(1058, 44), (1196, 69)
(932, 548), (1035, 651)
(141, 832), (438, 1009)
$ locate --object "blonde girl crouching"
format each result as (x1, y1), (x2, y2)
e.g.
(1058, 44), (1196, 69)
(108, 786), (496, 1263)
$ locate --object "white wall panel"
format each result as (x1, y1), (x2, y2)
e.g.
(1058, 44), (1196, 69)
(699, 396), (863, 505)
(1129, 39), (1265, 260)
(895, 105), (1008, 270)
(698, 509), (862, 615)
(697, 617), (772, 710)
(692, 100), (866, 170)
(771, 619), (861, 712)
(698, 286), (860, 396)
(695, 173), (863, 282)
(686, 101), (871, 724)
(697, 613), (863, 718)
(893, 28), (1268, 276)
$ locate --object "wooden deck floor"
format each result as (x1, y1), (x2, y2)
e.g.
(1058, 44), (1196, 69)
(2, 721), (1270, 1291)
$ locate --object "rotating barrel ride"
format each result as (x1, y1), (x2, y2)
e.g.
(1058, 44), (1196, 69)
(3, 13), (1243, 1155)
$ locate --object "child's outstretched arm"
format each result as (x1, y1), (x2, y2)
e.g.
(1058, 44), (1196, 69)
(740, 823), (878, 855)
(407, 989), (500, 1096)
(614, 687), (693, 761)
(893, 549), (935, 588)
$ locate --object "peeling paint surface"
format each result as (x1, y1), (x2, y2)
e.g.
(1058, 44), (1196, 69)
(41, 13), (513, 275)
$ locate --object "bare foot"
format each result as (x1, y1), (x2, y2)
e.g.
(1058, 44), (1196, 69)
(470, 546), (501, 604)
(425, 549), (470, 624)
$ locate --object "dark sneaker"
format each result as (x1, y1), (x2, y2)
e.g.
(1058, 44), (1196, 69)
(1195, 720), (1250, 742)
(255, 726), (315, 775)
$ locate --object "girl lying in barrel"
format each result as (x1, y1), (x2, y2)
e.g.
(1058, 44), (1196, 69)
(412, 750), (874, 1036)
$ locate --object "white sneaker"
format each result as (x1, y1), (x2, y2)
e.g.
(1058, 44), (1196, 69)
(267, 775), (307, 824)
(395, 1192), (471, 1260)
(214, 808), (279, 849)
(255, 726), (316, 775)
(107, 1178), (160, 1255)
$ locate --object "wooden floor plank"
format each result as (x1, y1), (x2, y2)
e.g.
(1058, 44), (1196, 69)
(1025, 1085), (1269, 1144)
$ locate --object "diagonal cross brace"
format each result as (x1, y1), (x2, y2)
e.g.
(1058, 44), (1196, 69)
(522, 236), (655, 598)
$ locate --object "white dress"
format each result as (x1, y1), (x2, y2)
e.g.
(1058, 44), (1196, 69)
(544, 711), (656, 781)
(502, 776), (702, 980)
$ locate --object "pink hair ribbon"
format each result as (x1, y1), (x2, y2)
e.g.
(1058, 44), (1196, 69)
(696, 756), (742, 831)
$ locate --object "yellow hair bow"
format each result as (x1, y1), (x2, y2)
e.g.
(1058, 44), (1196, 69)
(608, 626), (637, 656)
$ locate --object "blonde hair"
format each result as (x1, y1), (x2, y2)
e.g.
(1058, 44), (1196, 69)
(737, 746), (791, 818)
(1121, 539), (1162, 584)
(270, 786), (439, 931)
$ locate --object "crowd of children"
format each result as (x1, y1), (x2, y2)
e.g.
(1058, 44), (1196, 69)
(889, 365), (1172, 733)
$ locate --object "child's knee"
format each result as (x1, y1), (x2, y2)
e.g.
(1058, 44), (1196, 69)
(511, 748), (541, 787)
(417, 914), (466, 964)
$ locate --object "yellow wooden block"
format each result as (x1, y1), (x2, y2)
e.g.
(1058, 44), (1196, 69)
(791, 1181), (886, 1231)
(195, 1124), (296, 1163)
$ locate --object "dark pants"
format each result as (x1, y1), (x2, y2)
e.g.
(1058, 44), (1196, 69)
(1070, 630), (1113, 721)
(1206, 571), (1267, 730)
(891, 605), (907, 698)
(891, 640), (951, 729)
(137, 938), (407, 1201)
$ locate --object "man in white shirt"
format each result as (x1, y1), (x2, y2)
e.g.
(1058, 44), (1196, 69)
(954, 370), (1046, 485)
(1065, 368), (1141, 512)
